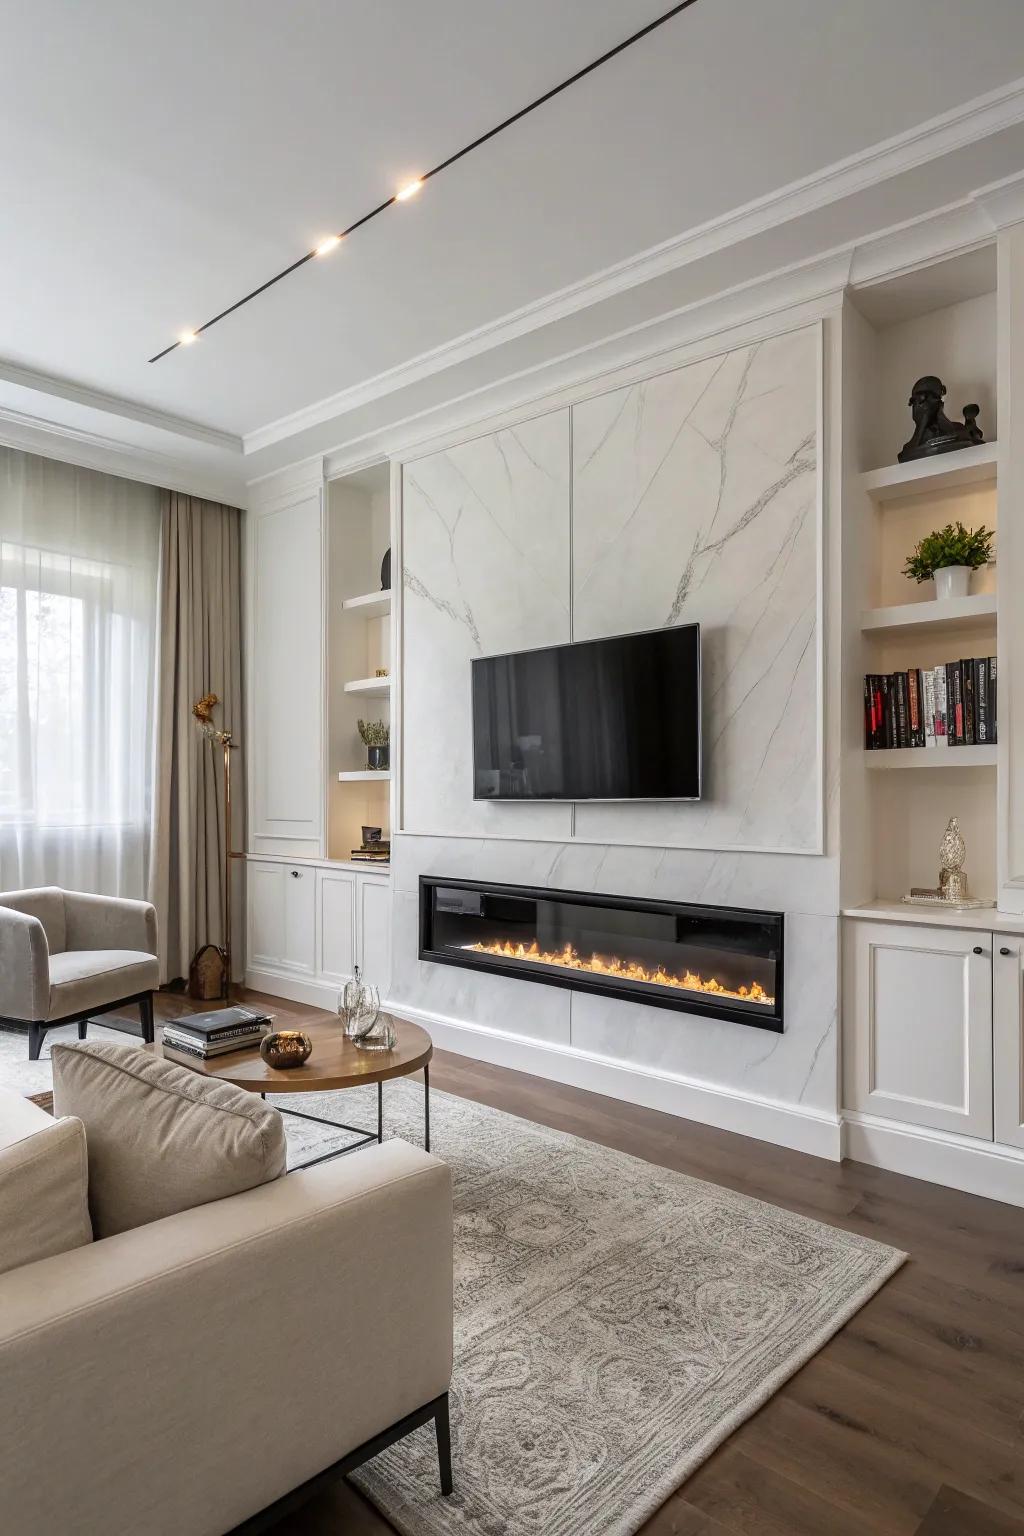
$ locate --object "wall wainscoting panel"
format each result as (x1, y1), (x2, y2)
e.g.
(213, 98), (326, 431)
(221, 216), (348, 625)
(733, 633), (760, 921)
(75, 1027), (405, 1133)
(401, 410), (572, 841)
(572, 324), (821, 852)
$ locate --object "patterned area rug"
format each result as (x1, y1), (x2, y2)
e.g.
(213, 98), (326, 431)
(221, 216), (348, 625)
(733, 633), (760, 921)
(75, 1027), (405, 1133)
(1, 1033), (904, 1536)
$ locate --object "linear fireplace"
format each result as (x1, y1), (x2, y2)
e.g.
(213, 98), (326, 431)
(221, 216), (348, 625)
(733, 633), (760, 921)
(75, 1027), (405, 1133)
(419, 877), (784, 1032)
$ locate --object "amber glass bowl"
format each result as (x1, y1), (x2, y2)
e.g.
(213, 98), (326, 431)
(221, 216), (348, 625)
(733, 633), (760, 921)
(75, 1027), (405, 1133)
(259, 1030), (313, 1069)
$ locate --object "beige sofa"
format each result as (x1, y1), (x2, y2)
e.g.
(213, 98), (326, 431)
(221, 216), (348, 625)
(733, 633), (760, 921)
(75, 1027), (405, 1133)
(0, 886), (159, 1059)
(0, 1087), (454, 1535)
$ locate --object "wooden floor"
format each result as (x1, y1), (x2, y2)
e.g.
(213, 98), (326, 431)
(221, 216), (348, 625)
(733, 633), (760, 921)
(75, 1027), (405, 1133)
(187, 992), (1024, 1534)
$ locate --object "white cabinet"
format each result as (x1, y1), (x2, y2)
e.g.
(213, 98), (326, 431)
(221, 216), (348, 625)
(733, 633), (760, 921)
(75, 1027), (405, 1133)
(358, 875), (392, 992)
(994, 937), (1024, 1148)
(317, 868), (356, 982)
(249, 486), (324, 859)
(246, 860), (316, 976)
(844, 920), (993, 1138)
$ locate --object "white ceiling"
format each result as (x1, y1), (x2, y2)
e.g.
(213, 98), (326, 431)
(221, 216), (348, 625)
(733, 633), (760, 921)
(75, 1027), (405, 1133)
(2, 0), (1024, 455)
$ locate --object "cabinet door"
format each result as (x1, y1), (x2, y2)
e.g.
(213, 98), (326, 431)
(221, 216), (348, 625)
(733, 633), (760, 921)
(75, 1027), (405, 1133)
(318, 870), (356, 983)
(357, 876), (392, 993)
(250, 490), (324, 858)
(844, 921), (993, 1138)
(281, 866), (316, 974)
(248, 861), (285, 968)
(994, 938), (1024, 1148)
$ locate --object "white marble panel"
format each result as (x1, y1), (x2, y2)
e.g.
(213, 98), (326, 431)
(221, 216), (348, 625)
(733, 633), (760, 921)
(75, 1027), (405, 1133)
(401, 412), (573, 840)
(572, 325), (820, 853)
(389, 888), (572, 1046)
(567, 912), (838, 1113)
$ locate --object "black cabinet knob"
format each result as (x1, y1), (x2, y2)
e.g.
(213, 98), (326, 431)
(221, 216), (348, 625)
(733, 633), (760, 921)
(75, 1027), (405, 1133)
(1000, 946), (1012, 957)
(972, 946), (983, 955)
(291, 870), (302, 878)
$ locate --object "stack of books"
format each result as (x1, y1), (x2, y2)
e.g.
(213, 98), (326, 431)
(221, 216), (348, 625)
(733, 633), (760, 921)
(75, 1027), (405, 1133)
(161, 1006), (273, 1061)
(351, 842), (390, 864)
(864, 657), (997, 750)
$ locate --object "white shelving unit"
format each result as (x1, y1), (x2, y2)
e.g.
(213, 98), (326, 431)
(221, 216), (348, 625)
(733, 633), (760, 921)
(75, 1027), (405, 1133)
(341, 589), (391, 619)
(865, 745), (996, 770)
(861, 592), (997, 636)
(860, 441), (997, 502)
(338, 769), (391, 783)
(343, 675), (391, 697)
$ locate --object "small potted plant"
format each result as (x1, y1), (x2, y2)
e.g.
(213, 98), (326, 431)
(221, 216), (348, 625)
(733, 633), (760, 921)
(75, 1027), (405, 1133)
(358, 718), (390, 772)
(902, 521), (994, 601)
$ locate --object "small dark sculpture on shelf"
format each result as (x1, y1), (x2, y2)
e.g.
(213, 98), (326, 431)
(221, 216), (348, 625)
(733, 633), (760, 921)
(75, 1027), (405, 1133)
(380, 546), (391, 591)
(897, 376), (984, 463)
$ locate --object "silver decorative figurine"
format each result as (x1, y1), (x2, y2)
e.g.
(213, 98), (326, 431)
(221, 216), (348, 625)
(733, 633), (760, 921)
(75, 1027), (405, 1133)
(938, 816), (968, 904)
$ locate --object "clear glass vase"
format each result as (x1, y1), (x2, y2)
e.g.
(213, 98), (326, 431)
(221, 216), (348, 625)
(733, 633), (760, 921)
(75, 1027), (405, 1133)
(339, 966), (367, 1039)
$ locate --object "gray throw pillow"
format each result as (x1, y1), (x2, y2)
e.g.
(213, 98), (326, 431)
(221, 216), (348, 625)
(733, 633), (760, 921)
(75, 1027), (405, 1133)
(51, 1041), (286, 1238)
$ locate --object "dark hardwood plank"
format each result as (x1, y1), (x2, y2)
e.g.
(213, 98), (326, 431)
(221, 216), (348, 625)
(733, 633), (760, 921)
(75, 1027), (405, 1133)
(148, 990), (1024, 1535)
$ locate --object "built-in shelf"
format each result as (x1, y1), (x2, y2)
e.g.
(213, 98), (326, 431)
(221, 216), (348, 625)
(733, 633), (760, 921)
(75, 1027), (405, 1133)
(843, 899), (1012, 933)
(337, 769), (391, 782)
(861, 592), (997, 636)
(860, 442), (997, 502)
(343, 676), (392, 697)
(342, 589), (391, 619)
(865, 745), (996, 769)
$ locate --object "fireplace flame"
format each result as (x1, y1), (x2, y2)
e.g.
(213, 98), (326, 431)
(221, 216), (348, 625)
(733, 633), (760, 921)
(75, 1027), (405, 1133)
(461, 939), (774, 1006)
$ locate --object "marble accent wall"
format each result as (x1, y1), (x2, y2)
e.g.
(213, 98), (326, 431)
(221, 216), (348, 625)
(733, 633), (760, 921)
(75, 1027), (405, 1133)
(572, 326), (820, 852)
(402, 411), (572, 840)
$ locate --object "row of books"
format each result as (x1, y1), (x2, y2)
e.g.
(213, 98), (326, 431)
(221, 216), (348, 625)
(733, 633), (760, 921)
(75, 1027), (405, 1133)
(864, 658), (997, 750)
(161, 1005), (273, 1061)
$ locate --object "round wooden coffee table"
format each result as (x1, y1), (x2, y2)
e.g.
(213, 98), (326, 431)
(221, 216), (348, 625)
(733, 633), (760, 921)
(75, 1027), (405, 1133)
(156, 1013), (433, 1169)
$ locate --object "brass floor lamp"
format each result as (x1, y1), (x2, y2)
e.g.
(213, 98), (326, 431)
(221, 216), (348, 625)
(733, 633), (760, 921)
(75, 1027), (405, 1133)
(192, 694), (243, 999)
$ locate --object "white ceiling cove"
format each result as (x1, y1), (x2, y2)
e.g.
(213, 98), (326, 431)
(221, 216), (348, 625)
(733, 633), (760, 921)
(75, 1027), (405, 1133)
(2, 0), (1024, 492)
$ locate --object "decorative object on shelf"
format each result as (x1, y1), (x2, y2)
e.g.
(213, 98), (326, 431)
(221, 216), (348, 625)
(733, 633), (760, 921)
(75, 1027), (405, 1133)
(358, 718), (390, 772)
(902, 522), (994, 602)
(188, 943), (227, 1002)
(902, 815), (993, 909)
(374, 668), (389, 678)
(354, 1010), (396, 1052)
(897, 376), (984, 462)
(259, 1030), (313, 1068)
(190, 693), (244, 997)
(380, 547), (391, 591)
(362, 825), (383, 845)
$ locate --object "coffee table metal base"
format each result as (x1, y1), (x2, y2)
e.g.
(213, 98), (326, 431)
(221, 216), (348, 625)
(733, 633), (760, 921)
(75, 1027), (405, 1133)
(264, 1066), (431, 1170)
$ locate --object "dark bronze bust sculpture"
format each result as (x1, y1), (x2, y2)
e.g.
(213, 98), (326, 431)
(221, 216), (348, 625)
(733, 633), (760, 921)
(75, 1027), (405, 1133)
(898, 376), (984, 463)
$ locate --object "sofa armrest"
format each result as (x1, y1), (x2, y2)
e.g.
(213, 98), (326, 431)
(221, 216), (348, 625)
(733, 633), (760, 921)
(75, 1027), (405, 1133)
(0, 1139), (453, 1536)
(0, 907), (48, 1021)
(62, 890), (158, 957)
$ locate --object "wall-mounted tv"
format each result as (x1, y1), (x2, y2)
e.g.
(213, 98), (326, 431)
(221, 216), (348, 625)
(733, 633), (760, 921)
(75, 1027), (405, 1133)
(471, 624), (701, 802)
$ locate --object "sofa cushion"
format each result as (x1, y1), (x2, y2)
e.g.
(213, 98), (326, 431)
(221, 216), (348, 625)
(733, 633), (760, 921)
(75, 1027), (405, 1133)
(50, 1041), (286, 1237)
(47, 949), (160, 1019)
(0, 886), (65, 954)
(0, 1087), (92, 1276)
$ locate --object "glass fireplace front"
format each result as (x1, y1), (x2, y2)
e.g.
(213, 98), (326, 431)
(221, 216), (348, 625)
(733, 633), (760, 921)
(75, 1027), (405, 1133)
(419, 877), (784, 1031)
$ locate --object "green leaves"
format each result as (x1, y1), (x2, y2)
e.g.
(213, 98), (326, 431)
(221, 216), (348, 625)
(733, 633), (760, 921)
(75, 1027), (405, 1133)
(357, 718), (389, 747)
(902, 522), (994, 583)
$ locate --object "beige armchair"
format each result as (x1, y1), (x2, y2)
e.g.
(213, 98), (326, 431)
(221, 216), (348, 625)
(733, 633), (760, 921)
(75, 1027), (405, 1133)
(0, 887), (159, 1059)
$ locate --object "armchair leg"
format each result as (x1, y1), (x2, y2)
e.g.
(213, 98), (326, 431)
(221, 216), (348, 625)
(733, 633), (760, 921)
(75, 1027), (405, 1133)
(28, 1023), (45, 1061)
(78, 1020), (88, 1041)
(139, 993), (155, 1045)
(435, 1393), (453, 1496)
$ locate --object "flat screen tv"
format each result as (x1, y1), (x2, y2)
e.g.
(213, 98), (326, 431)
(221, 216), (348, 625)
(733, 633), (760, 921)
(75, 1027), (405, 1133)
(471, 624), (701, 802)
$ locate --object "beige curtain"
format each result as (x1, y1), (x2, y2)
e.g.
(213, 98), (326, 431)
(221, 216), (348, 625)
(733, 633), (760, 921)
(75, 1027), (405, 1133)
(149, 492), (245, 984)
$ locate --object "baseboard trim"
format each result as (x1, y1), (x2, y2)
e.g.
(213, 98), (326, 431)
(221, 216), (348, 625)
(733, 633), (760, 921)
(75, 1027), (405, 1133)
(386, 999), (842, 1162)
(844, 1111), (1024, 1209)
(245, 968), (341, 1011)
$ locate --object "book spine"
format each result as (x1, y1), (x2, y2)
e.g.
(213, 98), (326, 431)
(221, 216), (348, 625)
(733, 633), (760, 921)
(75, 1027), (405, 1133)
(947, 662), (961, 745)
(864, 677), (873, 749)
(976, 658), (989, 744)
(169, 1022), (268, 1043)
(933, 666), (948, 746)
(896, 673), (909, 749)
(908, 669), (920, 747)
(923, 668), (936, 747)
(990, 655), (998, 744)
(963, 660), (976, 746)
(881, 675), (895, 749)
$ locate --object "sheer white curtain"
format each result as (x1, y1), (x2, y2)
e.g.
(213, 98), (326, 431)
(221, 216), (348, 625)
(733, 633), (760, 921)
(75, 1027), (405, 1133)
(0, 447), (160, 896)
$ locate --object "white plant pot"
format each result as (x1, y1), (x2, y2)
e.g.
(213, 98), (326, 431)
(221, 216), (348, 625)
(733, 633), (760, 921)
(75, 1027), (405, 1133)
(933, 565), (972, 601)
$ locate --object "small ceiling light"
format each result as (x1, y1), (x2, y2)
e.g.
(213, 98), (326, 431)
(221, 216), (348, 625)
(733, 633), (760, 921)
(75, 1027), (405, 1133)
(178, 330), (198, 345)
(315, 234), (342, 257)
(395, 178), (424, 202)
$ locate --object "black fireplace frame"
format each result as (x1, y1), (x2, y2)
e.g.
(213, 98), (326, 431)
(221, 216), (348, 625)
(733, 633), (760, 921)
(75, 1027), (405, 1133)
(419, 876), (784, 1032)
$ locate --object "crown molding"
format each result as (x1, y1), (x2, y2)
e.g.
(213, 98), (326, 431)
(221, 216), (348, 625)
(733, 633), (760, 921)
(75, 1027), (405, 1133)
(0, 358), (241, 453)
(0, 404), (247, 506)
(973, 168), (1024, 231)
(244, 74), (1024, 458)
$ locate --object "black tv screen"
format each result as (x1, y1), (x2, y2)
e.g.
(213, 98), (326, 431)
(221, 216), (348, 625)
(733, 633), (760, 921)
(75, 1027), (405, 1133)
(472, 625), (701, 801)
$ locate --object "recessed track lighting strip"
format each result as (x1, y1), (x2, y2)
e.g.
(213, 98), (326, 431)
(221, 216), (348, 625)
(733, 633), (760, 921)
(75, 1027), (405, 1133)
(149, 0), (699, 363)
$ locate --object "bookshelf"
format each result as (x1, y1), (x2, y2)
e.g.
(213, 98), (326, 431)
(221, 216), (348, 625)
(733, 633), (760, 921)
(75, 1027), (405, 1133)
(865, 745), (996, 770)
